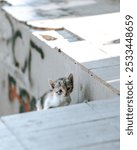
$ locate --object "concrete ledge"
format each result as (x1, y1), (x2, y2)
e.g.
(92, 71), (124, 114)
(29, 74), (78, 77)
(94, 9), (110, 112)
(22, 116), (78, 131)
(0, 97), (119, 150)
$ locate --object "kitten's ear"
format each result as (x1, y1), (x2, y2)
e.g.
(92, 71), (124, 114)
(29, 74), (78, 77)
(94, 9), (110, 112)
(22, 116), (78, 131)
(68, 73), (73, 83)
(49, 80), (55, 89)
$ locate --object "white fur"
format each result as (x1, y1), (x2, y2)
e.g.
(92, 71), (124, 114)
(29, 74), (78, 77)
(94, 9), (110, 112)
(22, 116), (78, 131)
(43, 93), (71, 109)
(36, 93), (71, 110)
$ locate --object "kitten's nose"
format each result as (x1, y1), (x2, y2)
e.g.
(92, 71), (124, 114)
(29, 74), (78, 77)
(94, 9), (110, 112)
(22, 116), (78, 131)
(56, 89), (62, 95)
(57, 91), (61, 95)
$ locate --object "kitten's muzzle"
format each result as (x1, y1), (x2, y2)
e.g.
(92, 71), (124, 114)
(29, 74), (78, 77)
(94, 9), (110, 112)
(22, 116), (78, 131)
(56, 90), (62, 95)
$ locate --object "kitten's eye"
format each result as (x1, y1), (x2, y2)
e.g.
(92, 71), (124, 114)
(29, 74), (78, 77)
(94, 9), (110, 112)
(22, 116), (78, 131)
(67, 87), (70, 91)
(56, 89), (62, 94)
(59, 89), (62, 93)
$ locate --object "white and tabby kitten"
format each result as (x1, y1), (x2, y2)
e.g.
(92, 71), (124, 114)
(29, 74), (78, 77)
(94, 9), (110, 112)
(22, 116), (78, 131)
(36, 73), (73, 110)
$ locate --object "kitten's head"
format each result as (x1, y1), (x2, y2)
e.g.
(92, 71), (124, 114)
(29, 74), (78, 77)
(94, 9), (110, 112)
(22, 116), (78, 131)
(49, 73), (73, 97)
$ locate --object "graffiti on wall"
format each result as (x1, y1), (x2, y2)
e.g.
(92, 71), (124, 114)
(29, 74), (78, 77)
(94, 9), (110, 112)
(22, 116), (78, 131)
(12, 30), (45, 83)
(4, 14), (45, 113)
(8, 74), (37, 112)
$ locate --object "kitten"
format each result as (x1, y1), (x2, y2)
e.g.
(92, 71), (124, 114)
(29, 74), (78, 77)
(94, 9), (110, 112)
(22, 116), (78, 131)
(36, 73), (73, 110)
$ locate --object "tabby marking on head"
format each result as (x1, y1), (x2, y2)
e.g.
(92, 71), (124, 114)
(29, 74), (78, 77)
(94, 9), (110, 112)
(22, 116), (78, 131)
(36, 73), (73, 110)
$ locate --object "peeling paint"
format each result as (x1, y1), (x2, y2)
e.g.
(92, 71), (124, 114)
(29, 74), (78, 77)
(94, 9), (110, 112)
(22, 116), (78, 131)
(41, 35), (57, 41)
